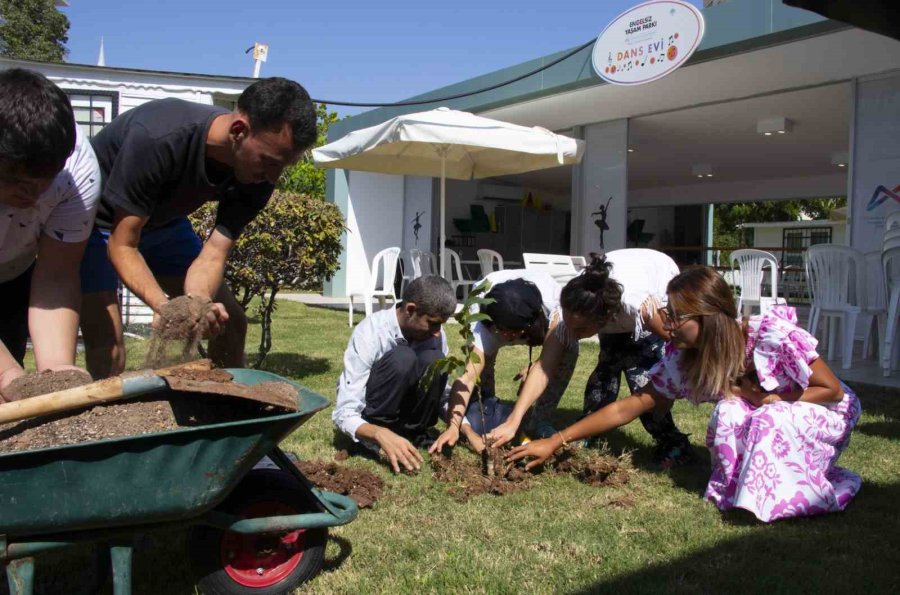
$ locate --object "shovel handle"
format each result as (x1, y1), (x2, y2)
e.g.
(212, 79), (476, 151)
(0, 359), (212, 425)
(0, 378), (126, 424)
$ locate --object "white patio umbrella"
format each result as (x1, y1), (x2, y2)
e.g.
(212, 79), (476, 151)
(313, 107), (586, 276)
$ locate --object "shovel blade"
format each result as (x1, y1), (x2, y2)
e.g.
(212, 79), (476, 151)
(161, 374), (299, 411)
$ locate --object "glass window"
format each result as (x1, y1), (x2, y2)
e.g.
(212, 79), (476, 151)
(782, 227), (833, 267)
(65, 91), (117, 138)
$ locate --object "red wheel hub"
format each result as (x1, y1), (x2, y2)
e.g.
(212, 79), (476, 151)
(220, 500), (306, 588)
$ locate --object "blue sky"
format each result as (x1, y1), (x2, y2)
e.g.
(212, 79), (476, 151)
(63, 0), (703, 117)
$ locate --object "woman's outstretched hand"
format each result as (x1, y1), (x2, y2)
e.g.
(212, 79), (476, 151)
(506, 437), (559, 471)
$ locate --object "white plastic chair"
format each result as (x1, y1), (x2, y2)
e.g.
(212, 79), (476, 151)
(522, 253), (578, 285)
(408, 249), (425, 278)
(476, 249), (504, 278)
(884, 224), (900, 246)
(886, 211), (900, 232)
(780, 265), (808, 304)
(399, 250), (415, 296)
(805, 244), (865, 369)
(443, 248), (476, 300)
(860, 251), (887, 364)
(730, 249), (779, 315)
(348, 247), (400, 326)
(420, 251), (439, 276)
(881, 238), (900, 375)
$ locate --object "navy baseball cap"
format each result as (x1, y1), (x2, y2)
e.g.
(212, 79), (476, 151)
(484, 279), (543, 330)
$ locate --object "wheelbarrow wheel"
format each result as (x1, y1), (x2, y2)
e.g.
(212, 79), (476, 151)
(188, 469), (326, 595)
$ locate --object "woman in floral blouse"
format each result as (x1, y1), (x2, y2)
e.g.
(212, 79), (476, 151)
(508, 265), (861, 522)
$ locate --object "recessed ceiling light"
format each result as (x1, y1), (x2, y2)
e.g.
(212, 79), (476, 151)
(758, 117), (793, 135)
(831, 151), (849, 168)
(692, 163), (713, 178)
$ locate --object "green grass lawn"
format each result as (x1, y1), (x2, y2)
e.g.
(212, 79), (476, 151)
(20, 301), (900, 594)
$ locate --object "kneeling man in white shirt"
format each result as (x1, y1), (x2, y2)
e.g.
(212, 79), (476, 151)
(333, 275), (457, 473)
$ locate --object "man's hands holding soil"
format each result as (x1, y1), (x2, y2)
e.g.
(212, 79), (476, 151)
(153, 295), (229, 339)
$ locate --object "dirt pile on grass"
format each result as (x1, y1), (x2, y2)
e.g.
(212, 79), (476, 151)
(294, 460), (384, 509)
(550, 446), (631, 488)
(146, 295), (213, 367)
(2, 369), (93, 401)
(431, 445), (631, 502)
(432, 449), (531, 502)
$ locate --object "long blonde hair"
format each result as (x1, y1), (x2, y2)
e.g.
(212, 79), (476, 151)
(666, 266), (744, 400)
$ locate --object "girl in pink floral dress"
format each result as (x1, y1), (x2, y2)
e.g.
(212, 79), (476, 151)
(508, 266), (861, 522)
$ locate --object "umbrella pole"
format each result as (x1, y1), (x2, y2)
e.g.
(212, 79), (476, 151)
(440, 154), (446, 278)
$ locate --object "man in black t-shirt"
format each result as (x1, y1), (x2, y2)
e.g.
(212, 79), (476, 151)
(79, 78), (317, 378)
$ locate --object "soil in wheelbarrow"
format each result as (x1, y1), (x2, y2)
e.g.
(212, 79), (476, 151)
(2, 369), (93, 401)
(430, 445), (631, 503)
(294, 459), (385, 509)
(0, 391), (282, 454)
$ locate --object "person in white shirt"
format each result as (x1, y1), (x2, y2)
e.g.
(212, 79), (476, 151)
(0, 69), (101, 400)
(429, 270), (579, 454)
(333, 275), (457, 473)
(487, 250), (696, 467)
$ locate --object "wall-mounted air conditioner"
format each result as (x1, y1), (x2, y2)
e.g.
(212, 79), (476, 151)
(477, 182), (523, 203)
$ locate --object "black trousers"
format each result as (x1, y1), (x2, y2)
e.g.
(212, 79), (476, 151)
(0, 265), (33, 366)
(362, 344), (447, 441)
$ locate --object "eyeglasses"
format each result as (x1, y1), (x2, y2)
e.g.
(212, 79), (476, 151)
(658, 306), (696, 327)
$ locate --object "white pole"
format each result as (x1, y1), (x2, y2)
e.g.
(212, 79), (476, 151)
(97, 37), (105, 67)
(252, 59), (262, 78)
(440, 153), (446, 278)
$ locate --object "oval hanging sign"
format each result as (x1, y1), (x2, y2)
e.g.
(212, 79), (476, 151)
(592, 0), (705, 86)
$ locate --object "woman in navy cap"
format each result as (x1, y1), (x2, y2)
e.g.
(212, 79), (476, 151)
(430, 269), (579, 453)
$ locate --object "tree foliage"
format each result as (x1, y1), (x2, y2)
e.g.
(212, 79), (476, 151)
(191, 191), (345, 367)
(277, 103), (340, 198)
(0, 0), (69, 62)
(713, 196), (847, 253)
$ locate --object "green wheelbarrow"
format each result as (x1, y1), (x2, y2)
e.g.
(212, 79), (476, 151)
(0, 369), (358, 595)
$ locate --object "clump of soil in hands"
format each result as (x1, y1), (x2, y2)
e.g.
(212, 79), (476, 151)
(0, 392), (279, 454)
(3, 369), (93, 401)
(431, 444), (631, 503)
(146, 295), (213, 368)
(294, 460), (384, 509)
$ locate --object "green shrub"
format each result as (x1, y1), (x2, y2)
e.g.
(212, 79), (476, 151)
(191, 191), (345, 366)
